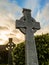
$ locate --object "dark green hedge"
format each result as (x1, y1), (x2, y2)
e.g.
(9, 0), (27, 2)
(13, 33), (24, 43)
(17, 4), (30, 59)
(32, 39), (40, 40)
(35, 34), (49, 65)
(13, 34), (49, 65)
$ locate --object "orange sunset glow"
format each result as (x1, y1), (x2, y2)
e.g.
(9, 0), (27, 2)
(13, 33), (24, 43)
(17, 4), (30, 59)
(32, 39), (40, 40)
(0, 14), (25, 45)
(0, 0), (49, 45)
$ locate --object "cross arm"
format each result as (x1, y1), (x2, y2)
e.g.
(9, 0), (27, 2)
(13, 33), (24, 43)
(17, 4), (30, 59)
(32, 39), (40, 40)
(16, 20), (26, 28)
(32, 22), (40, 30)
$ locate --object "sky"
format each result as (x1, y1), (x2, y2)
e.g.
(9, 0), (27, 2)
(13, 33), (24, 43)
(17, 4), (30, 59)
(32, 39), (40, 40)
(0, 0), (49, 45)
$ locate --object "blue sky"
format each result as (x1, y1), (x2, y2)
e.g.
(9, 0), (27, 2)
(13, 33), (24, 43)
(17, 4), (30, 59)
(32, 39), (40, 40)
(0, 0), (49, 45)
(8, 0), (48, 15)
(0, 0), (49, 30)
(8, 0), (49, 27)
(0, 1), (49, 33)
(7, 0), (49, 18)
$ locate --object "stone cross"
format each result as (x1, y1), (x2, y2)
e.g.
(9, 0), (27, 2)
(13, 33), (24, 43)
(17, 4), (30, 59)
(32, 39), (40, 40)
(6, 38), (15, 65)
(16, 8), (40, 65)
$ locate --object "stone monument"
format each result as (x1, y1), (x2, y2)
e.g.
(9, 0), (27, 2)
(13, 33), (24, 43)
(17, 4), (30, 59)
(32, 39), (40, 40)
(16, 8), (40, 65)
(6, 38), (15, 65)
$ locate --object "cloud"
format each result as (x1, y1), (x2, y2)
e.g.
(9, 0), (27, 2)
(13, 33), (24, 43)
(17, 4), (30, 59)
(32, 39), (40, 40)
(0, 0), (23, 19)
(35, 3), (49, 35)
(0, 28), (25, 45)
(0, 26), (9, 30)
(0, 0), (25, 45)
(6, 29), (25, 44)
(24, 0), (39, 16)
(0, 15), (25, 45)
(0, 11), (25, 45)
(0, 13), (15, 31)
(23, 0), (49, 35)
(0, 0), (49, 45)
(0, 0), (24, 31)
(35, 25), (49, 35)
(36, 3), (49, 28)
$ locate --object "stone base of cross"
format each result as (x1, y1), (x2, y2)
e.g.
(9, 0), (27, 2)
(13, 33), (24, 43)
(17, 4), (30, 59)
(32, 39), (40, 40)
(16, 8), (40, 65)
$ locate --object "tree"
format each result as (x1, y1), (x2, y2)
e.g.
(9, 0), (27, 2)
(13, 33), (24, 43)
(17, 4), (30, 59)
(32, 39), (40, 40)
(13, 43), (25, 65)
(0, 50), (8, 64)
(35, 34), (49, 65)
(13, 34), (49, 65)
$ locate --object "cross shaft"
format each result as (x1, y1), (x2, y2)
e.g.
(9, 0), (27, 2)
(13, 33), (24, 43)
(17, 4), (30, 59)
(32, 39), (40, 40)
(16, 8), (40, 65)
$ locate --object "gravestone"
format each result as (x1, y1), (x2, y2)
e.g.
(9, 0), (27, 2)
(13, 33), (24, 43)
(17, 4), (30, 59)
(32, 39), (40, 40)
(6, 38), (15, 65)
(16, 8), (40, 65)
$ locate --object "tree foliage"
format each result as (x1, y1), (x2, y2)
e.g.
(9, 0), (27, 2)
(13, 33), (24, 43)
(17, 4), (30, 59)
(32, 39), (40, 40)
(13, 43), (25, 65)
(35, 34), (49, 65)
(13, 34), (49, 65)
(0, 51), (8, 64)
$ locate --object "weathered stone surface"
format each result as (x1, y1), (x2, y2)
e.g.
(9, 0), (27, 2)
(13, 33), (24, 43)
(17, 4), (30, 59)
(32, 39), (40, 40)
(7, 38), (15, 65)
(16, 8), (40, 65)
